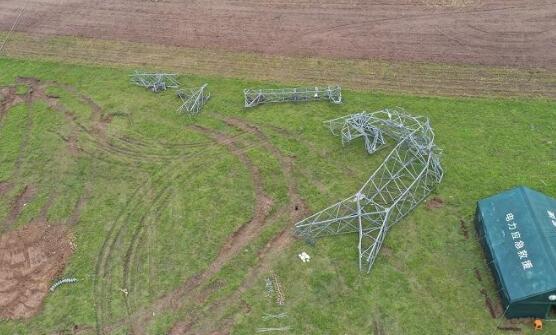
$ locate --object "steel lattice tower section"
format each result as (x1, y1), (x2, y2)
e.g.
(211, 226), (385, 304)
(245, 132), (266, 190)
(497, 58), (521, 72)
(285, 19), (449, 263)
(294, 108), (443, 273)
(130, 71), (180, 93)
(244, 86), (342, 108)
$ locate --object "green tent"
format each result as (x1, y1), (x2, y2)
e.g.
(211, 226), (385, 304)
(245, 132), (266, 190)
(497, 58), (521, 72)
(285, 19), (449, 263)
(475, 186), (556, 319)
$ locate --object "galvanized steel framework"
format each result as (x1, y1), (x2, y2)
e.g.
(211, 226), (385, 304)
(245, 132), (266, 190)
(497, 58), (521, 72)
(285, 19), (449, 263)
(130, 71), (180, 93)
(244, 86), (342, 108)
(294, 109), (443, 273)
(177, 84), (210, 116)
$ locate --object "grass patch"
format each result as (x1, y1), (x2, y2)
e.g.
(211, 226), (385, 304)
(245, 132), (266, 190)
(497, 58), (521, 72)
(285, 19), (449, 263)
(0, 57), (554, 335)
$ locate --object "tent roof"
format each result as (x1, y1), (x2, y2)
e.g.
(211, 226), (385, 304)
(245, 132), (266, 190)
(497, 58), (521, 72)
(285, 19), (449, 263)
(477, 186), (556, 302)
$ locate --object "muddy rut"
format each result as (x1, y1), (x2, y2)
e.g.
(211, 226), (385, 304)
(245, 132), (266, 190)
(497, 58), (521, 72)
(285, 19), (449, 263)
(1, 78), (311, 333)
(168, 117), (309, 335)
(122, 124), (276, 335)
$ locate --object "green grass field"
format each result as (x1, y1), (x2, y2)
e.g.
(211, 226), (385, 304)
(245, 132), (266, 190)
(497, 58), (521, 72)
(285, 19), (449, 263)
(0, 57), (555, 335)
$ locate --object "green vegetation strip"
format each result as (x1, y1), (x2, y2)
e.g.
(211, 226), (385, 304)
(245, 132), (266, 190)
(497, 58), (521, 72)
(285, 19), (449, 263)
(0, 58), (554, 335)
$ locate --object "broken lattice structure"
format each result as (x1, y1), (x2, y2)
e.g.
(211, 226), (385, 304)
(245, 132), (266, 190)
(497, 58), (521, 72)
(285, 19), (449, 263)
(294, 108), (443, 273)
(244, 86), (342, 108)
(130, 71), (180, 93)
(176, 84), (210, 116)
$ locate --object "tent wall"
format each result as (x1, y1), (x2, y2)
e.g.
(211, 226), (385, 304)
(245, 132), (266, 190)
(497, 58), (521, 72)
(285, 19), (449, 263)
(475, 208), (510, 308)
(507, 303), (549, 319)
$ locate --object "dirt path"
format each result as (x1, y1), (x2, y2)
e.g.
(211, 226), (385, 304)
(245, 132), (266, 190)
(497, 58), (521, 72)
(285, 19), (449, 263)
(187, 125), (274, 281)
(168, 118), (309, 335)
(43, 81), (193, 165)
(123, 124), (274, 335)
(93, 127), (250, 335)
(2, 184), (37, 232)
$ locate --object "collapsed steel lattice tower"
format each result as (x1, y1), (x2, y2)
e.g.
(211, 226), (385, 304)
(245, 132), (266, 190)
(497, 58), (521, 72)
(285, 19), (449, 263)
(294, 108), (443, 273)
(177, 84), (210, 116)
(244, 86), (342, 108)
(130, 71), (180, 93)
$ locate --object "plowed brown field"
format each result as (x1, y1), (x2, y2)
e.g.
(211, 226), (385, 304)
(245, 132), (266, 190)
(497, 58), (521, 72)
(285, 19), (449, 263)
(0, 0), (554, 68)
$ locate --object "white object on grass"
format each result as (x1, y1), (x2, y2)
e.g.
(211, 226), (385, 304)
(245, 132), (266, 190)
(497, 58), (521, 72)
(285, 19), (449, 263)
(298, 251), (311, 263)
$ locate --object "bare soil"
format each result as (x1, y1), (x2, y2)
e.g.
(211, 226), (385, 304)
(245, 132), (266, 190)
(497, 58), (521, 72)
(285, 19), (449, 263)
(460, 219), (469, 240)
(0, 1), (554, 68)
(426, 196), (444, 209)
(0, 222), (73, 319)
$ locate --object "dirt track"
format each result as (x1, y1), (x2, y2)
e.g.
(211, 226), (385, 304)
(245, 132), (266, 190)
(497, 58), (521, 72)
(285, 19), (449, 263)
(0, 0), (555, 69)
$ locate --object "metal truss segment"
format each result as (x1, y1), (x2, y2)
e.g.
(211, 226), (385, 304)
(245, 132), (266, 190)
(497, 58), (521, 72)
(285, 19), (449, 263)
(243, 86), (342, 108)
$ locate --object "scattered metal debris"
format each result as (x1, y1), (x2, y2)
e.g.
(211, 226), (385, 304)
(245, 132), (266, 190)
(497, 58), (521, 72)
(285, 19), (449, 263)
(129, 71), (211, 116)
(256, 327), (291, 333)
(294, 108), (443, 273)
(260, 274), (289, 332)
(130, 71), (180, 93)
(272, 272), (285, 305)
(264, 277), (275, 298)
(244, 86), (342, 108)
(262, 312), (288, 320)
(176, 84), (210, 116)
(49, 278), (78, 292)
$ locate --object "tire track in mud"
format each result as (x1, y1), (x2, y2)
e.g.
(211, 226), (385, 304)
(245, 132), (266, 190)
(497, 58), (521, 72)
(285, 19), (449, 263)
(75, 116), (305, 335)
(121, 146), (248, 315)
(168, 117), (309, 335)
(0, 79), (41, 229)
(122, 183), (181, 323)
(0, 77), (166, 332)
(94, 165), (177, 335)
(1, 78), (303, 334)
(56, 82), (219, 156)
(0, 77), (230, 334)
(110, 123), (273, 335)
(191, 125), (274, 273)
(37, 80), (201, 165)
(1, 184), (37, 233)
(6, 78), (217, 335)
(45, 95), (184, 165)
(0, 85), (23, 127)
(11, 80), (223, 335)
(9, 78), (39, 182)
(95, 125), (259, 335)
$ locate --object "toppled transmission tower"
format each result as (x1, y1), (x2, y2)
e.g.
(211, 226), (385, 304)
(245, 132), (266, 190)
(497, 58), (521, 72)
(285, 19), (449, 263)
(244, 86), (342, 108)
(130, 71), (180, 93)
(294, 108), (443, 273)
(177, 84), (210, 116)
